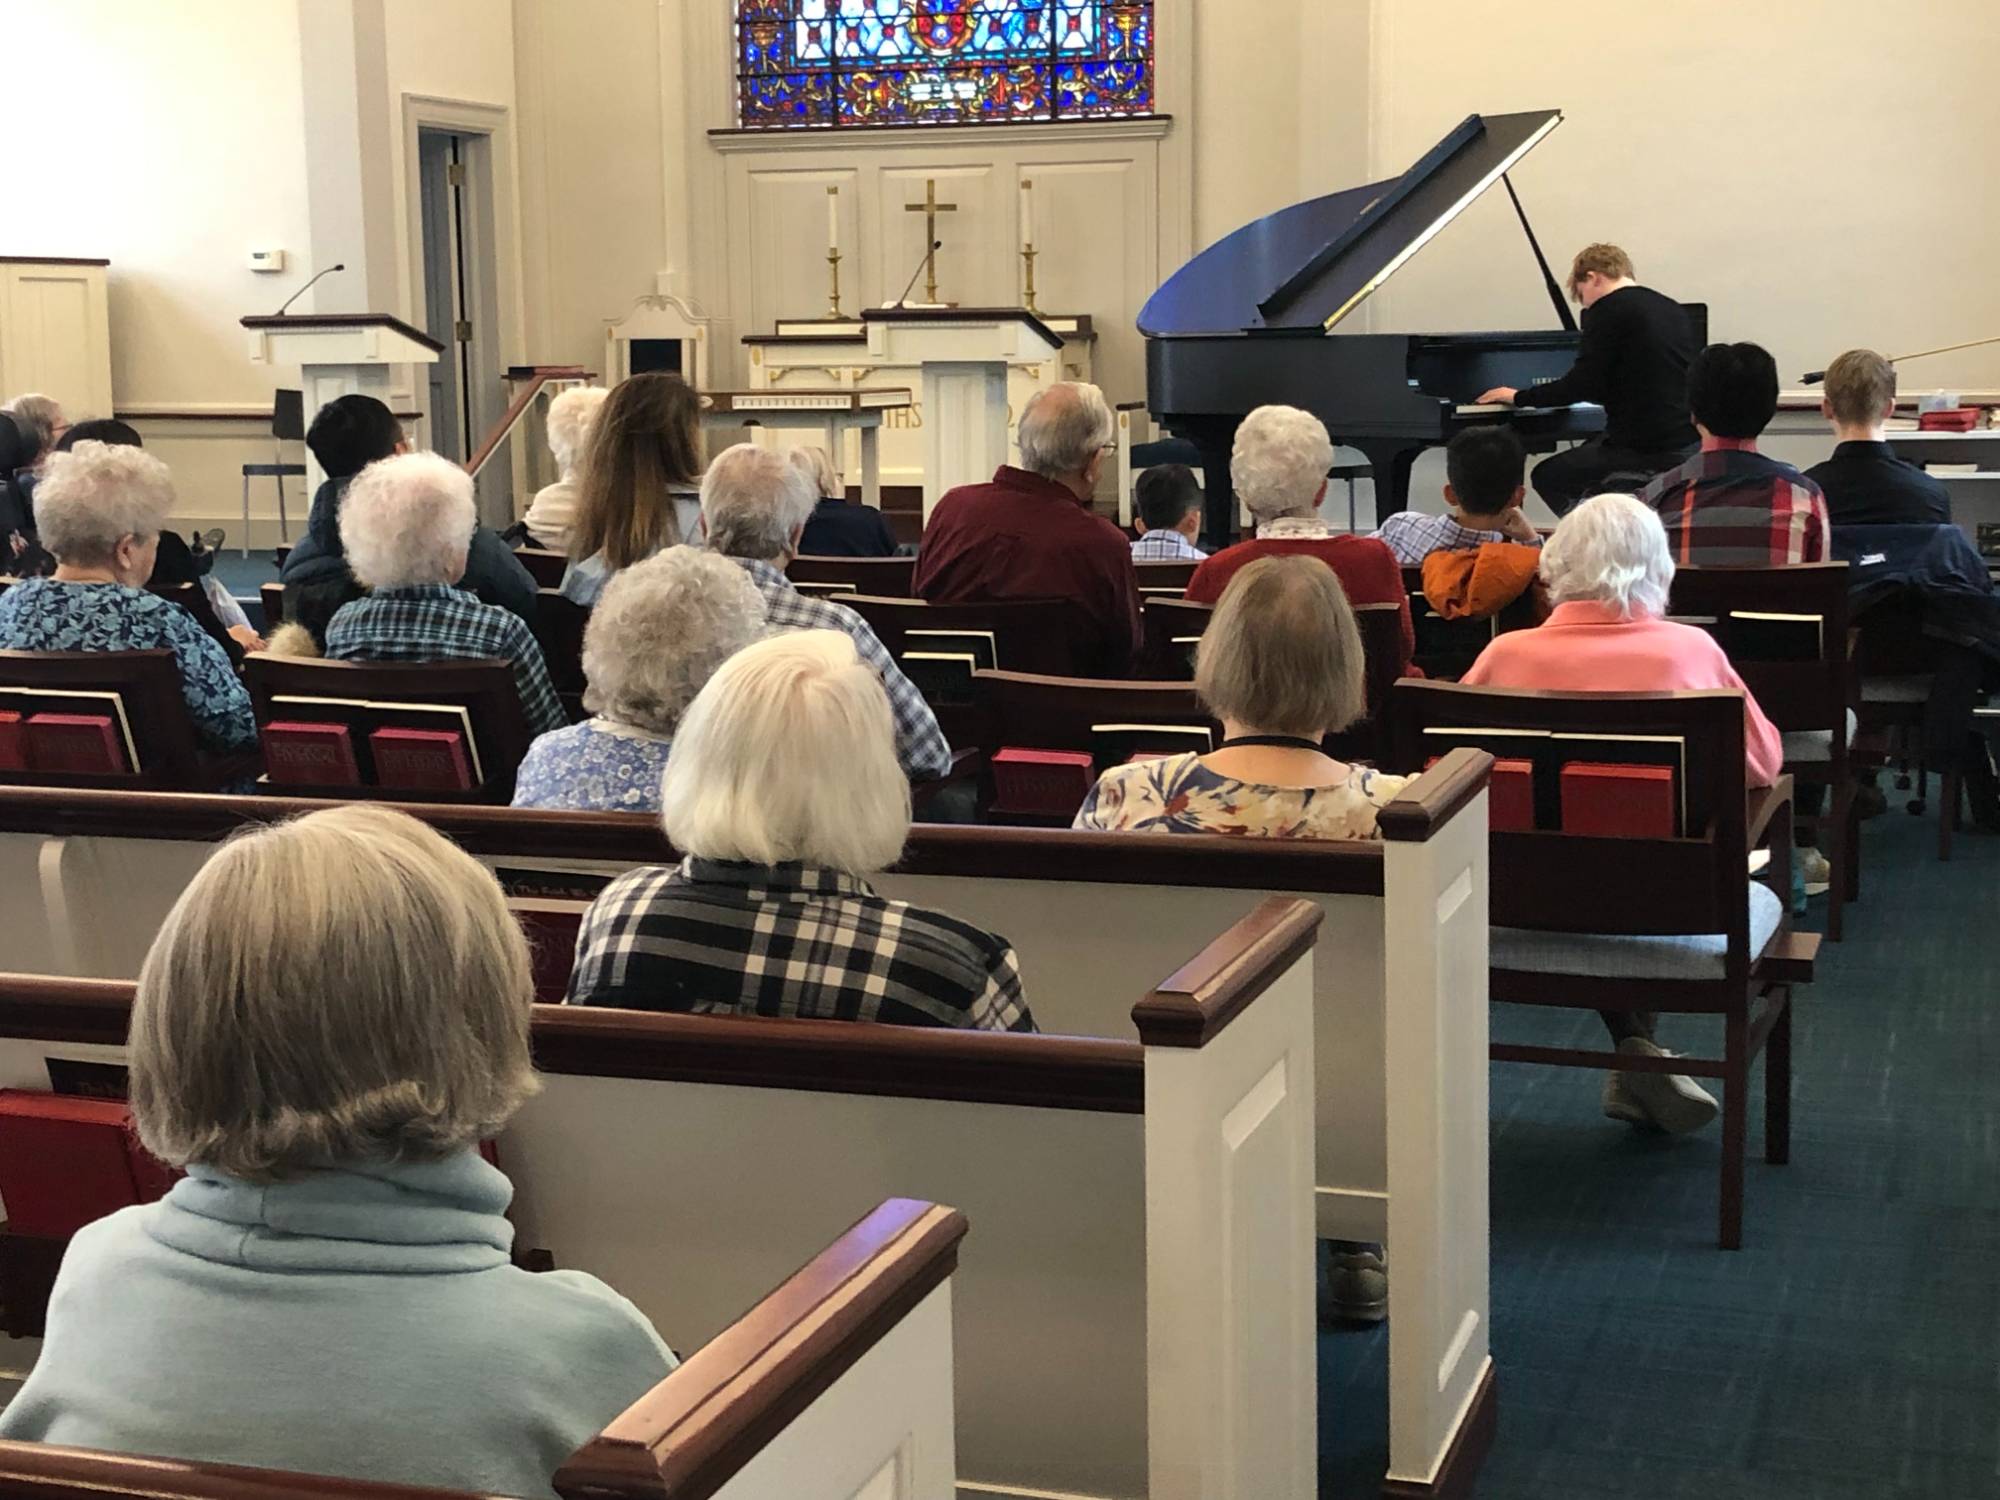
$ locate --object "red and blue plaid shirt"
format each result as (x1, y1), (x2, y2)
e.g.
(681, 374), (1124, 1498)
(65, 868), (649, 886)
(1639, 438), (1829, 567)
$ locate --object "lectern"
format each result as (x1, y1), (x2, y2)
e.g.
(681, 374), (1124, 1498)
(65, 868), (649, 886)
(241, 314), (443, 489)
(861, 307), (1063, 520)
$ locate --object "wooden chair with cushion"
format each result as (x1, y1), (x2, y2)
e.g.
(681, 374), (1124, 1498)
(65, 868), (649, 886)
(787, 554), (916, 596)
(1385, 679), (1819, 1249)
(0, 649), (249, 791)
(244, 655), (534, 804)
(1134, 558), (1200, 596)
(1667, 562), (1856, 938)
(1139, 596), (1212, 678)
(1850, 596), (1980, 862)
(843, 594), (1088, 678)
(259, 582), (286, 629)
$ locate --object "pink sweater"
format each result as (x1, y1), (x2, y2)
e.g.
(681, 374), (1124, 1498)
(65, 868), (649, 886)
(1458, 600), (1784, 787)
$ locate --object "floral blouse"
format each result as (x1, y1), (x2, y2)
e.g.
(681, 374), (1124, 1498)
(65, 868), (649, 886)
(511, 717), (674, 811)
(0, 578), (257, 754)
(1072, 751), (1408, 841)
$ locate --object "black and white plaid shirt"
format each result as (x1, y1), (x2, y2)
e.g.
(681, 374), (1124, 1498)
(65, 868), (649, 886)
(566, 856), (1035, 1033)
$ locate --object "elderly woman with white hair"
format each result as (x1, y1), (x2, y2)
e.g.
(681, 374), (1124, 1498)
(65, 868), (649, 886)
(521, 385), (609, 553)
(0, 440), (256, 752)
(702, 442), (950, 780)
(1184, 403), (1413, 676)
(326, 451), (566, 735)
(913, 380), (1141, 675)
(1462, 491), (1783, 1137)
(0, 805), (675, 1493)
(512, 546), (766, 810)
(792, 444), (898, 557)
(567, 630), (1031, 1032)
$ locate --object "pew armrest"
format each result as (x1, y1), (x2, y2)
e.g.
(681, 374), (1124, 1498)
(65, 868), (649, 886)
(1756, 929), (1820, 985)
(1746, 775), (1794, 849)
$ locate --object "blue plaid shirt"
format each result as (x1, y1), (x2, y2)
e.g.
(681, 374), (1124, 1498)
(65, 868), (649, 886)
(1130, 529), (1207, 561)
(1372, 511), (1536, 566)
(324, 584), (566, 736)
(732, 558), (951, 779)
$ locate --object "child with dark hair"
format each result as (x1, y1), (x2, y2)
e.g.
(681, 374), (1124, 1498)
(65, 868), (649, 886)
(1130, 464), (1206, 560)
(1373, 425), (1537, 565)
(1638, 342), (1828, 566)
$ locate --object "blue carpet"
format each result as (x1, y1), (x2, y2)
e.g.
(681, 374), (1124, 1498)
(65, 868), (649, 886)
(1321, 801), (2000, 1497)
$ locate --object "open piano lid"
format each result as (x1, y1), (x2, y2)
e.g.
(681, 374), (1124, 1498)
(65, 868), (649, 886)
(1139, 109), (1565, 338)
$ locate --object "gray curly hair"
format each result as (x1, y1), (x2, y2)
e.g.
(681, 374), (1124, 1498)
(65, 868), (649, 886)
(1538, 492), (1676, 620)
(1230, 404), (1334, 522)
(35, 441), (175, 565)
(582, 544), (769, 735)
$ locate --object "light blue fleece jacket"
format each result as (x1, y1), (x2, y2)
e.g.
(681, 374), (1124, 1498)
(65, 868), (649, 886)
(0, 1150), (675, 1499)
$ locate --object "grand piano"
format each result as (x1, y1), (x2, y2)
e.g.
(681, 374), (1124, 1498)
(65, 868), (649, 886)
(1142, 108), (1607, 543)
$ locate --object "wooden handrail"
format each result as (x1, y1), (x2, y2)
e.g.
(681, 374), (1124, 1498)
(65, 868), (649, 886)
(464, 366), (595, 481)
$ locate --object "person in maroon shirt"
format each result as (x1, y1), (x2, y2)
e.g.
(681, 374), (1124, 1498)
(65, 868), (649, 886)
(1185, 405), (1415, 675)
(913, 382), (1140, 676)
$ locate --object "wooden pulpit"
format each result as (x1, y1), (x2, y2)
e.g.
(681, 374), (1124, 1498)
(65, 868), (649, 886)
(860, 306), (1063, 521)
(241, 314), (443, 488)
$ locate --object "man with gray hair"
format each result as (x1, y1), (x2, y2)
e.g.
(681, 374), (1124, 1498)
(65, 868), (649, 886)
(701, 442), (949, 780)
(914, 381), (1140, 676)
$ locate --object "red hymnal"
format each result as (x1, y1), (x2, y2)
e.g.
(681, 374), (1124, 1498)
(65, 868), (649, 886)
(24, 713), (127, 774)
(370, 727), (476, 791)
(262, 720), (362, 787)
(0, 710), (24, 771)
(1917, 408), (1978, 433)
(1561, 762), (1676, 838)
(991, 747), (1097, 818)
(0, 1092), (175, 1237)
(1425, 754), (1535, 830)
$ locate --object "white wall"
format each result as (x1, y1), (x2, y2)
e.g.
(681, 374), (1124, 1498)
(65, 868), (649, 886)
(1360, 0), (2000, 392)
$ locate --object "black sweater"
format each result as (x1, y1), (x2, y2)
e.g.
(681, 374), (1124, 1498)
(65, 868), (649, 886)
(1527, 284), (1698, 454)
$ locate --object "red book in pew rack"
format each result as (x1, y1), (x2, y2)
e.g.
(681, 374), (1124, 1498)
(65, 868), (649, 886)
(1428, 754), (1535, 831)
(370, 726), (476, 792)
(262, 720), (362, 787)
(23, 713), (128, 775)
(990, 747), (1096, 820)
(0, 710), (24, 772)
(0, 1091), (177, 1238)
(1560, 762), (1677, 839)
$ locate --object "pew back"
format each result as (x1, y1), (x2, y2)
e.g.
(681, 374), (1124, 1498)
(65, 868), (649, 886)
(0, 650), (214, 791)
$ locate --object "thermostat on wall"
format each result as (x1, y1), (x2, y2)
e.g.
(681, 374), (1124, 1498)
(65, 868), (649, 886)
(248, 248), (287, 273)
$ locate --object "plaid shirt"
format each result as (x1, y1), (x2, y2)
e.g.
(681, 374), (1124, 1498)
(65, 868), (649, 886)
(733, 557), (951, 779)
(1639, 440), (1829, 566)
(1131, 529), (1207, 561)
(1372, 511), (1535, 566)
(324, 584), (567, 736)
(566, 856), (1035, 1033)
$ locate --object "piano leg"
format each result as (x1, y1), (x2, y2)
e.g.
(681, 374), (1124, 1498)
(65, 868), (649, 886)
(1350, 440), (1423, 523)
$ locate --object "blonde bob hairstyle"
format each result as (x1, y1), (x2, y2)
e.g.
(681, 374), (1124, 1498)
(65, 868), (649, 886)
(1195, 555), (1366, 739)
(545, 385), (610, 478)
(787, 444), (842, 501)
(1538, 491), (1675, 621)
(129, 804), (539, 1182)
(339, 451), (476, 589)
(34, 441), (176, 566)
(582, 544), (768, 735)
(1230, 404), (1334, 523)
(660, 630), (910, 874)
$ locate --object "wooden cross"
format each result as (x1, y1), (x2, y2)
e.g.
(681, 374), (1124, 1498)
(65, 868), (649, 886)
(902, 178), (958, 305)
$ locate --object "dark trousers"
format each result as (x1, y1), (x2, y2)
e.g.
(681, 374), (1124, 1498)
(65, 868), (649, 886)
(1532, 440), (1693, 517)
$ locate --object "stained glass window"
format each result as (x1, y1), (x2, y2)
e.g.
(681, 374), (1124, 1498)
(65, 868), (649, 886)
(734, 2), (1156, 130)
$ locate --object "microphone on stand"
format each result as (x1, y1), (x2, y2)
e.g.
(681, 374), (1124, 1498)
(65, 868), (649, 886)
(274, 263), (347, 317)
(892, 241), (942, 309)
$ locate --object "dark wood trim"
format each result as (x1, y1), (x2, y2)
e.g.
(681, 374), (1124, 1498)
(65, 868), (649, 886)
(1130, 897), (1321, 1048)
(0, 974), (133, 1045)
(554, 1199), (966, 1500)
(0, 256), (108, 267)
(531, 1004), (1143, 1113)
(861, 305), (1061, 350)
(0, 1441), (493, 1500)
(240, 313), (447, 355)
(0, 789), (1389, 896)
(1379, 1363), (1496, 1500)
(742, 332), (868, 347)
(1375, 747), (1495, 843)
(708, 113), (1172, 140)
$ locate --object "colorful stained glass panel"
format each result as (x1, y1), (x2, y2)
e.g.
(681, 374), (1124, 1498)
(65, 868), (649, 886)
(735, 1), (1155, 129)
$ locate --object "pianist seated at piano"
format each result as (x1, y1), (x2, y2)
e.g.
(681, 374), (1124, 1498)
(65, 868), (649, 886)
(0, 805), (677, 1496)
(1373, 424), (1540, 565)
(1477, 243), (1699, 517)
(1184, 404), (1414, 675)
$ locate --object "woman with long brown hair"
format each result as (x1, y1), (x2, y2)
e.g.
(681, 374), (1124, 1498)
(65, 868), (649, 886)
(560, 372), (705, 605)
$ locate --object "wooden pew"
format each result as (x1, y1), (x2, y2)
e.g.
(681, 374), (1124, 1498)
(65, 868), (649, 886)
(0, 650), (250, 792)
(0, 1180), (966, 1500)
(787, 555), (916, 596)
(0, 757), (1498, 1499)
(0, 902), (1323, 1500)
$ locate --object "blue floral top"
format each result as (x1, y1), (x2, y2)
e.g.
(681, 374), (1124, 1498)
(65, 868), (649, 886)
(511, 717), (674, 811)
(0, 579), (257, 754)
(1073, 751), (1407, 841)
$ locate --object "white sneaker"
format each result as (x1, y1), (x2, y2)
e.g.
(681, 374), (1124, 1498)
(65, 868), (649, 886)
(1602, 1037), (1719, 1135)
(1798, 846), (1831, 896)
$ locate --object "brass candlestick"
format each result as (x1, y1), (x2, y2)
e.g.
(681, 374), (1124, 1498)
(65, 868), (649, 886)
(1020, 242), (1039, 314)
(826, 248), (844, 319)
